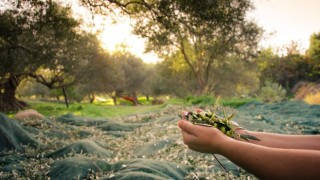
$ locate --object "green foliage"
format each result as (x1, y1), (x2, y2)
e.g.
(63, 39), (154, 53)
(220, 98), (258, 108)
(127, 0), (262, 95)
(210, 56), (260, 97)
(165, 97), (186, 105)
(0, 1), (100, 111)
(258, 80), (287, 103)
(258, 46), (311, 91)
(16, 78), (50, 98)
(158, 52), (260, 97)
(82, 51), (149, 104)
(185, 95), (255, 108)
(185, 95), (216, 106)
(154, 55), (195, 97)
(306, 32), (320, 80)
(307, 32), (320, 62)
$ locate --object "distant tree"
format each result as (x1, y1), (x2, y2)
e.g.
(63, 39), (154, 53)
(76, 51), (118, 104)
(162, 52), (260, 97)
(78, 50), (147, 105)
(16, 78), (50, 99)
(307, 33), (320, 61)
(113, 52), (147, 105)
(140, 64), (154, 100)
(306, 32), (320, 81)
(141, 63), (177, 99)
(156, 51), (197, 97)
(258, 44), (309, 91)
(138, 1), (262, 95)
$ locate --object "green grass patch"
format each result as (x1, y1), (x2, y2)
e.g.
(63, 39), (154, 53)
(6, 96), (256, 118)
(27, 100), (165, 118)
(184, 95), (258, 108)
(165, 98), (186, 105)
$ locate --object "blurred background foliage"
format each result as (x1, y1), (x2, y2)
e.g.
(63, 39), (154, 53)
(1, 0), (320, 113)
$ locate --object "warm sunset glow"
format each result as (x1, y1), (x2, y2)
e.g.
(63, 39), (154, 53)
(96, 17), (161, 64)
(73, 0), (320, 63)
(99, 23), (161, 63)
(68, 1), (160, 64)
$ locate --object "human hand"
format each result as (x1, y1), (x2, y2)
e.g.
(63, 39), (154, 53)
(177, 119), (231, 154)
(179, 109), (259, 142)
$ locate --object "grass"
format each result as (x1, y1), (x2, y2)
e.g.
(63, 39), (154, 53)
(184, 95), (258, 108)
(6, 96), (256, 118)
(221, 97), (259, 108)
(27, 100), (166, 118)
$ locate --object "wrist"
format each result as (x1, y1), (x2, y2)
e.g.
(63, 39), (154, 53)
(213, 135), (235, 155)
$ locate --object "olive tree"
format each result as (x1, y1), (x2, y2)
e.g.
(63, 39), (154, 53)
(80, 0), (263, 95)
(0, 0), (97, 111)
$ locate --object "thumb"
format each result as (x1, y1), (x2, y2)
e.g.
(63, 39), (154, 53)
(178, 120), (198, 135)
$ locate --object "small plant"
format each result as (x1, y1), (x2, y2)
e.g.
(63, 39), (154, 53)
(258, 80), (286, 103)
(185, 95), (216, 105)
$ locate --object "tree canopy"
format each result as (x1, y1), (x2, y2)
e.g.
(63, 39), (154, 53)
(1, 0), (319, 111)
(81, 0), (263, 95)
(0, 0), (99, 111)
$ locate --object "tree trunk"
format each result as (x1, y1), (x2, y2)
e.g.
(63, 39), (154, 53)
(111, 96), (117, 105)
(131, 92), (140, 106)
(195, 78), (208, 96)
(62, 87), (69, 108)
(0, 76), (26, 112)
(88, 93), (95, 103)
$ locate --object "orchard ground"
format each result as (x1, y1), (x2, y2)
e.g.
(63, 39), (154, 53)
(0, 98), (319, 179)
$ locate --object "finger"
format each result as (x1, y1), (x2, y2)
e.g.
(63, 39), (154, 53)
(180, 111), (189, 120)
(180, 129), (199, 145)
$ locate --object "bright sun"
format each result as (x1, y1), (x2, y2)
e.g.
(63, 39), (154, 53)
(97, 17), (160, 64)
(65, 1), (161, 64)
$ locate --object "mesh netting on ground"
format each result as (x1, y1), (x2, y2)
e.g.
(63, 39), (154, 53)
(0, 100), (319, 179)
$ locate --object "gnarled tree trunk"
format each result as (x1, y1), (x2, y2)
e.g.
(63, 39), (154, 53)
(0, 75), (26, 112)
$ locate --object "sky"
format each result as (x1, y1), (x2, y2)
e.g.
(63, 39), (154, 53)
(97, 0), (320, 63)
(251, 0), (320, 53)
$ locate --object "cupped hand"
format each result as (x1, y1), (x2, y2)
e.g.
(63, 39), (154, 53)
(177, 119), (230, 154)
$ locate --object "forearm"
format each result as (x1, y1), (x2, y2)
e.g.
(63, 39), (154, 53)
(218, 138), (320, 179)
(240, 130), (320, 150)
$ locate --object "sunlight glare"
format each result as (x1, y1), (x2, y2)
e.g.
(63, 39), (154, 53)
(98, 18), (161, 64)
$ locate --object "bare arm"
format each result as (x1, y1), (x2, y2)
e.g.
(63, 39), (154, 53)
(221, 137), (320, 180)
(178, 120), (320, 180)
(238, 129), (320, 150)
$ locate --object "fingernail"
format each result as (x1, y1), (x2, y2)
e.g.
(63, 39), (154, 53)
(177, 120), (183, 128)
